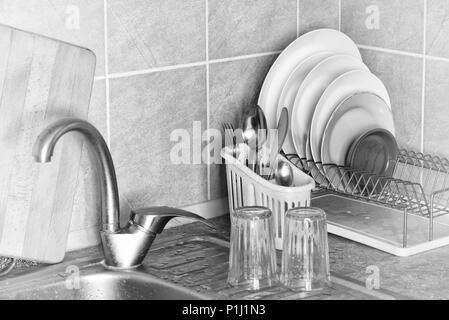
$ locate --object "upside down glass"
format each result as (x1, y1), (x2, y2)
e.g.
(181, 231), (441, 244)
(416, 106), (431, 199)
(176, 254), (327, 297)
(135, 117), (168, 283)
(227, 206), (277, 291)
(281, 207), (330, 291)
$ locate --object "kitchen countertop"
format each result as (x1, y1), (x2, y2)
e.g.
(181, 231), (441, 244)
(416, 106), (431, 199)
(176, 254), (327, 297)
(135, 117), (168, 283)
(0, 216), (391, 300)
(2, 214), (449, 299)
(159, 215), (449, 300)
(328, 229), (449, 300)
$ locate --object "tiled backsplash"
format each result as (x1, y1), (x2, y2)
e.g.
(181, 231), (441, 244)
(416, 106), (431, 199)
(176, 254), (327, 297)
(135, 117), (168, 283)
(339, 0), (449, 159)
(1, 0), (449, 251)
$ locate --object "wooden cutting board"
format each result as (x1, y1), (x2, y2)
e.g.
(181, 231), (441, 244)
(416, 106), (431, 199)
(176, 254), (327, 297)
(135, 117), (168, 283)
(0, 24), (96, 263)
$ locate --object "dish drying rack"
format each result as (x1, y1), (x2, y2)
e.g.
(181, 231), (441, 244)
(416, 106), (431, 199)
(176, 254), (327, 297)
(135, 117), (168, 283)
(285, 149), (449, 256)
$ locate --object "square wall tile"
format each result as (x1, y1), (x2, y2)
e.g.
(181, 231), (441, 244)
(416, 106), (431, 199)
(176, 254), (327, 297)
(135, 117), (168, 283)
(0, 0), (105, 76)
(341, 0), (423, 53)
(298, 0), (340, 35)
(427, 0), (449, 59)
(424, 59), (449, 158)
(107, 0), (205, 73)
(209, 0), (296, 60)
(209, 55), (277, 199)
(360, 49), (422, 150)
(109, 67), (208, 209)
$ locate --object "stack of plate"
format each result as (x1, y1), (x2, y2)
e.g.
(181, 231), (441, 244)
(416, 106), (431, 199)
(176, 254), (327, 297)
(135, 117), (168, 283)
(258, 28), (395, 174)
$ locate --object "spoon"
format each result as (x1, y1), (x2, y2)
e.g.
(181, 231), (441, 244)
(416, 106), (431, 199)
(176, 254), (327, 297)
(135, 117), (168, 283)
(275, 160), (294, 187)
(266, 107), (289, 179)
(240, 105), (267, 172)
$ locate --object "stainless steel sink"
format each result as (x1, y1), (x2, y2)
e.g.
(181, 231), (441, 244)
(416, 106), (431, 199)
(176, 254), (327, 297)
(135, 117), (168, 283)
(0, 261), (209, 300)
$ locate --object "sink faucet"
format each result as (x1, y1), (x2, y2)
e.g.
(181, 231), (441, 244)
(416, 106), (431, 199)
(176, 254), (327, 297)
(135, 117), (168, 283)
(33, 118), (214, 269)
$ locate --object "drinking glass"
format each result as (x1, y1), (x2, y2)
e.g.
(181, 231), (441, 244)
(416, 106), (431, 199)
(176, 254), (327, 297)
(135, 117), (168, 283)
(280, 207), (330, 291)
(227, 206), (277, 291)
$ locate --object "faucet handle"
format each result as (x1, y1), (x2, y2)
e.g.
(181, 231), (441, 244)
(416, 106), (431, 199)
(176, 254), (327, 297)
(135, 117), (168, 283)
(130, 206), (215, 234)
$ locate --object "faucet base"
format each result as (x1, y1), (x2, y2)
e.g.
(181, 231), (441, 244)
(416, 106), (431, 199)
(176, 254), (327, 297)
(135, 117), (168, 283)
(100, 227), (156, 269)
(101, 261), (142, 270)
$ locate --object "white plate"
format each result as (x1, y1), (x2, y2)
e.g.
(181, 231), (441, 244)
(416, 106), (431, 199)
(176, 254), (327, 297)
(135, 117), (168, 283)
(258, 29), (362, 129)
(290, 54), (368, 159)
(309, 70), (391, 163)
(276, 51), (334, 154)
(320, 92), (395, 167)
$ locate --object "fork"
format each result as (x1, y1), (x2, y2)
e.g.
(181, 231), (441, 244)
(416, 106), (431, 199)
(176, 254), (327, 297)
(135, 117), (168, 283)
(222, 123), (237, 159)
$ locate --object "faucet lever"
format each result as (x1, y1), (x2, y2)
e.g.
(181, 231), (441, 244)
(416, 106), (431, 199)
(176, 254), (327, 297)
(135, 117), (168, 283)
(130, 206), (215, 234)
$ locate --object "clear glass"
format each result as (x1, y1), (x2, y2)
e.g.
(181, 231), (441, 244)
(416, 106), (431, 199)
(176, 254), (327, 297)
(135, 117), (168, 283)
(227, 206), (278, 291)
(281, 207), (330, 291)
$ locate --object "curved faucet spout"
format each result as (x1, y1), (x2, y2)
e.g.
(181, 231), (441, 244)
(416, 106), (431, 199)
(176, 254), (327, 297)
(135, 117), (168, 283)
(34, 117), (214, 268)
(33, 118), (120, 233)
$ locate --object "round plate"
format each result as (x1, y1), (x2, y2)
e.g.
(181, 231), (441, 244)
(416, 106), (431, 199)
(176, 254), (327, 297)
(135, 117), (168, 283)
(346, 128), (398, 176)
(320, 93), (395, 167)
(258, 29), (362, 129)
(290, 54), (368, 159)
(309, 70), (391, 163)
(276, 51), (334, 154)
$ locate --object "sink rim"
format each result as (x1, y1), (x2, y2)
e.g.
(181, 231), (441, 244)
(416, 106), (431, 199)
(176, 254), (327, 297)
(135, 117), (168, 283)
(0, 254), (211, 300)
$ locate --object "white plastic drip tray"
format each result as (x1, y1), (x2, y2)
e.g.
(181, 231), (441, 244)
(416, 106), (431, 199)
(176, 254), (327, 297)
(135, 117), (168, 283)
(312, 193), (449, 256)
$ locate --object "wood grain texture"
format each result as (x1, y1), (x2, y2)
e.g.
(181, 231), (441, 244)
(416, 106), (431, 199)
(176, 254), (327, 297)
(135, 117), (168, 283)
(0, 24), (96, 263)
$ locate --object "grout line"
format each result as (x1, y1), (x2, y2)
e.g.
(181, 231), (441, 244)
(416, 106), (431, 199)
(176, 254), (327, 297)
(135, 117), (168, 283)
(421, 0), (427, 154)
(296, 0), (300, 37)
(103, 42), (449, 84)
(108, 51), (281, 80)
(426, 54), (449, 63)
(208, 51), (282, 64)
(206, 0), (211, 201)
(108, 61), (207, 79)
(358, 43), (449, 63)
(103, 0), (111, 146)
(338, 0), (342, 31)
(357, 44), (424, 59)
(107, 45), (449, 83)
(94, 76), (106, 81)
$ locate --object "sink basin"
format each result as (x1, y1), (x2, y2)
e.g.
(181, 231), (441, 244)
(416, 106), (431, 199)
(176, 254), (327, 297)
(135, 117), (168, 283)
(0, 263), (209, 300)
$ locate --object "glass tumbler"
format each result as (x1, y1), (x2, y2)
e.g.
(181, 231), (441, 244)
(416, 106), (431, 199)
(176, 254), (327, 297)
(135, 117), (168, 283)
(281, 207), (330, 291)
(227, 206), (277, 291)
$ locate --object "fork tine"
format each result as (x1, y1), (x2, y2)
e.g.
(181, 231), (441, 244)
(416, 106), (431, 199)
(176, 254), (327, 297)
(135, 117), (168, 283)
(221, 123), (228, 131)
(223, 123), (239, 159)
(222, 123), (232, 148)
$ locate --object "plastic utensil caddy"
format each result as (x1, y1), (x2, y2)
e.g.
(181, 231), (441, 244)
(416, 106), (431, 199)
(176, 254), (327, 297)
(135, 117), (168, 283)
(221, 147), (315, 249)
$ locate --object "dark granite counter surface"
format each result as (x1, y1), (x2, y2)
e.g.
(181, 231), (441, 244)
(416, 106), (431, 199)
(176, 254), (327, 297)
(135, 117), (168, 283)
(328, 228), (449, 300)
(167, 215), (449, 300)
(153, 216), (444, 300)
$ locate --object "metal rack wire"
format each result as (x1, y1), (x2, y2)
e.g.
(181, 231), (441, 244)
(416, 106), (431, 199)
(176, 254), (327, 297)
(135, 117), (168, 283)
(285, 149), (449, 247)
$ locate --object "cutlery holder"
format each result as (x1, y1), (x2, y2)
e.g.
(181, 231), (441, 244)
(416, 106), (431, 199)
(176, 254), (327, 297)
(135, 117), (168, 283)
(221, 147), (315, 249)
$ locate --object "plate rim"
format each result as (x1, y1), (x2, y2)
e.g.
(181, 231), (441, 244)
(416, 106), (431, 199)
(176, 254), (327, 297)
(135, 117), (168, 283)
(290, 54), (369, 160)
(276, 51), (335, 154)
(309, 69), (391, 163)
(320, 91), (396, 167)
(258, 28), (362, 130)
